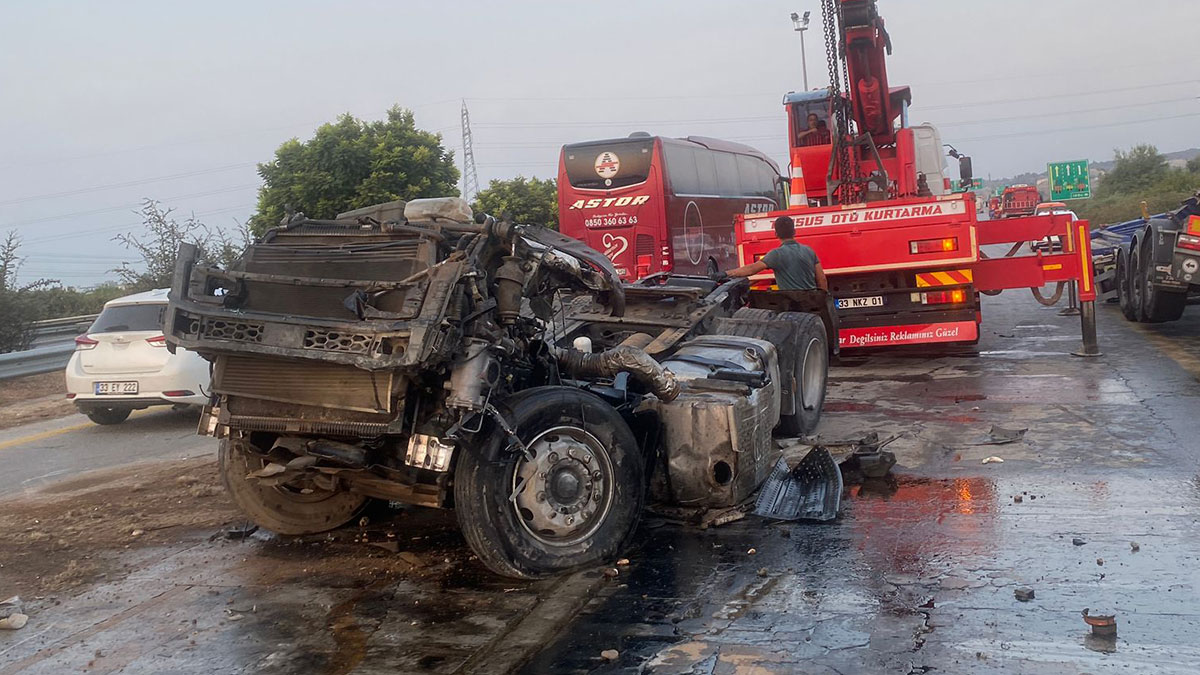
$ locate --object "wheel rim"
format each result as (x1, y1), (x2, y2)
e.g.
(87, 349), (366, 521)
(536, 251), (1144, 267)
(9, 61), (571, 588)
(1130, 249), (1143, 311)
(800, 337), (826, 411)
(510, 426), (614, 547)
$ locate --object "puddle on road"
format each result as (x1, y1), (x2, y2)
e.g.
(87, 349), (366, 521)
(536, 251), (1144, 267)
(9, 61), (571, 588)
(526, 470), (1200, 674)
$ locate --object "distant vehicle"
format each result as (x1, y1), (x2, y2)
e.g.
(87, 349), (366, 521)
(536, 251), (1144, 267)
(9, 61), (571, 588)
(1000, 185), (1042, 218)
(65, 289), (210, 425)
(558, 134), (786, 280)
(1030, 202), (1079, 252)
(987, 196), (1001, 219)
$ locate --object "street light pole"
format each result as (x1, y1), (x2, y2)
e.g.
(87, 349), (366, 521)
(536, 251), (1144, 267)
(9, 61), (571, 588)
(791, 11), (811, 91)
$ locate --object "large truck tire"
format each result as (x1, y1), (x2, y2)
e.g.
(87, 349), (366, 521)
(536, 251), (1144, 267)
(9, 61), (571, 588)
(1129, 237), (1146, 321)
(1138, 234), (1187, 323)
(219, 437), (367, 535)
(775, 312), (828, 436)
(454, 387), (644, 579)
(1115, 247), (1138, 321)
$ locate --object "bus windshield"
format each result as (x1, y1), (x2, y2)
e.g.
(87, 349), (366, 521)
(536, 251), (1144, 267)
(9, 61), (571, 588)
(563, 139), (655, 190)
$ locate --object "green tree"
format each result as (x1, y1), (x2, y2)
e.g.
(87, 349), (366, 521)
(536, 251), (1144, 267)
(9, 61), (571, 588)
(1187, 155), (1200, 174)
(472, 176), (559, 229)
(248, 106), (459, 235)
(0, 231), (55, 353)
(1095, 144), (1168, 196)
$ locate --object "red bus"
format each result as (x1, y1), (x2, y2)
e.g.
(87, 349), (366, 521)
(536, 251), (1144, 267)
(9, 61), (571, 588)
(558, 133), (785, 280)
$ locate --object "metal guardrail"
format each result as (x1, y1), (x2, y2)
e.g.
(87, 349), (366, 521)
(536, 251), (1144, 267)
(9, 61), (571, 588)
(0, 314), (97, 381)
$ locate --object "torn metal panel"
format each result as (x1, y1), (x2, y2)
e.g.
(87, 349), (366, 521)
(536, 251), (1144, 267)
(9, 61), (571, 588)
(754, 448), (843, 522)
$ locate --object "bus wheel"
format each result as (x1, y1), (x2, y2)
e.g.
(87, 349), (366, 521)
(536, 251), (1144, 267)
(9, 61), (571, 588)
(706, 258), (719, 277)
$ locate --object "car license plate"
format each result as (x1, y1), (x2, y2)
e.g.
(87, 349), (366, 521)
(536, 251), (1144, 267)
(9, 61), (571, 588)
(836, 296), (885, 309)
(95, 381), (138, 395)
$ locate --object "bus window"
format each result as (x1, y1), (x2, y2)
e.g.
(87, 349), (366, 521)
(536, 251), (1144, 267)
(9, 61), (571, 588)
(663, 143), (700, 195)
(737, 154), (774, 200)
(563, 139), (654, 190)
(714, 152), (739, 197)
(694, 149), (719, 196)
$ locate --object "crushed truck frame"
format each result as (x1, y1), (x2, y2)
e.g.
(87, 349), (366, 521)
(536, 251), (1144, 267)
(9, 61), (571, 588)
(166, 198), (835, 578)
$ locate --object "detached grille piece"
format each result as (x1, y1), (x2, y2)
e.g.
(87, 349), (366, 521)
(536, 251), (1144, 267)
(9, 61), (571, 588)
(304, 329), (374, 354)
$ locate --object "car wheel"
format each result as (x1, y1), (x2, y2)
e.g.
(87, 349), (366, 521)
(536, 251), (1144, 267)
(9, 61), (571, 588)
(218, 437), (367, 535)
(454, 387), (644, 579)
(1116, 248), (1137, 321)
(776, 312), (828, 436)
(86, 407), (132, 425)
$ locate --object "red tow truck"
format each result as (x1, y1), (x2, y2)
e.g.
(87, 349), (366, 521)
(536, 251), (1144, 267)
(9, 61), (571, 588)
(735, 0), (1099, 352)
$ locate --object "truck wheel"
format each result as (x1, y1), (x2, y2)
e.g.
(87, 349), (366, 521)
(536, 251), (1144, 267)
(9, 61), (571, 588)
(776, 312), (828, 436)
(1115, 248), (1137, 321)
(86, 406), (131, 425)
(733, 307), (776, 321)
(1129, 238), (1146, 321)
(1139, 235), (1187, 323)
(454, 387), (644, 579)
(218, 437), (367, 535)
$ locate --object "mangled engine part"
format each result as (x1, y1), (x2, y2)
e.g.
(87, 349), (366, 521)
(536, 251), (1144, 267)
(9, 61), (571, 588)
(405, 434), (455, 472)
(494, 256), (527, 324)
(648, 335), (781, 508)
(552, 344), (680, 402)
(446, 339), (501, 410)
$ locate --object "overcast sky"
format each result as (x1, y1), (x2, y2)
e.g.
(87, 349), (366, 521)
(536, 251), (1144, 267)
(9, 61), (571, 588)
(2, 0), (1197, 286)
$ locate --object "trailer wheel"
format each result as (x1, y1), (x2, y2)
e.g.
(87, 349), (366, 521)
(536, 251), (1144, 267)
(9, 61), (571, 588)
(1129, 237), (1146, 321)
(1115, 248), (1138, 321)
(776, 312), (828, 436)
(219, 437), (367, 535)
(454, 387), (644, 579)
(1139, 234), (1187, 323)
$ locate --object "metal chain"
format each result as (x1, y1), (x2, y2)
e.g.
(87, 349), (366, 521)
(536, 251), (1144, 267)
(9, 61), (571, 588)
(821, 0), (856, 204)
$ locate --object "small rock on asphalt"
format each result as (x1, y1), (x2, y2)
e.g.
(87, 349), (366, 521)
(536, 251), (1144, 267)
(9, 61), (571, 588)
(1130, 541), (1140, 552)
(0, 613), (29, 630)
(616, 558), (630, 566)
(0, 596), (22, 619)
(601, 649), (619, 661)
(757, 567), (769, 577)
(747, 548), (757, 555)
(1072, 538), (1086, 546)
(1014, 588), (1035, 602)
(1096, 558), (1104, 566)
(1013, 495), (1023, 503)
(603, 568), (620, 579)
(981, 456), (1004, 464)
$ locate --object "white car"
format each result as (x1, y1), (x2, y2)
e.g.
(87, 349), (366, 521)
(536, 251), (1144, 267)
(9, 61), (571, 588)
(65, 289), (211, 425)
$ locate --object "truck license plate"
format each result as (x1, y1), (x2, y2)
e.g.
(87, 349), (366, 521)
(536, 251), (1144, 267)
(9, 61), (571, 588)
(95, 381), (138, 395)
(837, 296), (885, 309)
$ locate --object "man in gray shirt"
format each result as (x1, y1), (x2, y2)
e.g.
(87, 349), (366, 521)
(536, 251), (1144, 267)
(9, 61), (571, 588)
(725, 216), (827, 291)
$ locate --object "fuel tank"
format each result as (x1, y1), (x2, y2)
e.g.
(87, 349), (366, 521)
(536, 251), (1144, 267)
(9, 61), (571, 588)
(650, 335), (781, 508)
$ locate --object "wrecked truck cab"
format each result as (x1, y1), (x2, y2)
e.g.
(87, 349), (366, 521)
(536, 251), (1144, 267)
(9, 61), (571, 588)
(166, 198), (828, 578)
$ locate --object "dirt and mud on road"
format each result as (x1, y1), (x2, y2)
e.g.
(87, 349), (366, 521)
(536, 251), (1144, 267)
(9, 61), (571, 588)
(0, 373), (74, 432)
(2, 292), (1200, 674)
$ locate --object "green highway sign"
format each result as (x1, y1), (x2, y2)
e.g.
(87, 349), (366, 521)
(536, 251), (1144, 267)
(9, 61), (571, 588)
(952, 177), (984, 193)
(1048, 160), (1091, 201)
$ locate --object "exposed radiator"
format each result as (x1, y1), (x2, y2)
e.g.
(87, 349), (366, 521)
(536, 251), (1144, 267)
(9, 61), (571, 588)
(213, 354), (394, 414)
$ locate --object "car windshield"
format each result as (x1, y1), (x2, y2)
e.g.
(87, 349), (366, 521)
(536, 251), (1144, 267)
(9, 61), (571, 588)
(89, 303), (166, 333)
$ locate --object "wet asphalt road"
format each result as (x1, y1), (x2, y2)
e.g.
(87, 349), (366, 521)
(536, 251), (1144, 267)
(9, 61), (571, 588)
(1, 289), (1199, 673)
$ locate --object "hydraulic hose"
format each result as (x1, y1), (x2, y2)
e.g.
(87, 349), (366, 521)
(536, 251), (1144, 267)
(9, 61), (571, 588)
(551, 345), (680, 402)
